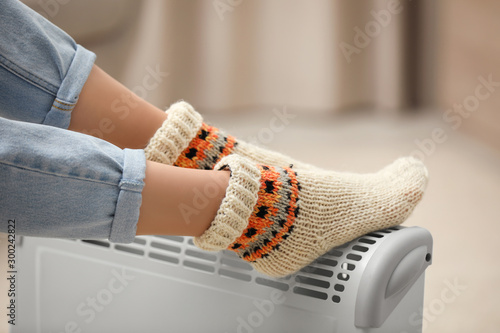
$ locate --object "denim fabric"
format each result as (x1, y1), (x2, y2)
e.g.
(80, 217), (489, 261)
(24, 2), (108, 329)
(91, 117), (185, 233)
(0, 0), (96, 129)
(0, 0), (147, 243)
(0, 118), (146, 243)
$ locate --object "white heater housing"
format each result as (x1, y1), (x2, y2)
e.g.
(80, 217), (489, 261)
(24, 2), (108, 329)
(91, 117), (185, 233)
(13, 226), (432, 333)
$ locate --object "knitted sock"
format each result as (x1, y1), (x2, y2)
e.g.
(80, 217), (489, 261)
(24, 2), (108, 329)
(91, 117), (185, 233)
(194, 154), (428, 277)
(145, 101), (317, 171)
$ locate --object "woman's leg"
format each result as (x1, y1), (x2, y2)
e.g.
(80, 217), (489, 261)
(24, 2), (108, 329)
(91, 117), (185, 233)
(0, 116), (229, 241)
(137, 161), (229, 237)
(68, 65), (167, 150)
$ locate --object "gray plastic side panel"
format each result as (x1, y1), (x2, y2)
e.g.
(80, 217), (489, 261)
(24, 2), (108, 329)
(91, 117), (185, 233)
(354, 227), (433, 328)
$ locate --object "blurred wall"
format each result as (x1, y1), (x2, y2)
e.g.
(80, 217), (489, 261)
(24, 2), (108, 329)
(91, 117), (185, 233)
(25, 0), (435, 114)
(25, 0), (499, 150)
(436, 0), (500, 151)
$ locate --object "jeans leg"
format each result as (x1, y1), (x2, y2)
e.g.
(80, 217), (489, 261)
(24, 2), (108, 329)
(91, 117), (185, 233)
(0, 0), (95, 129)
(0, 117), (146, 243)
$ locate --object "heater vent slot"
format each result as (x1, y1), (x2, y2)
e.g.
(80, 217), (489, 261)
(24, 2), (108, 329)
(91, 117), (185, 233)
(255, 278), (289, 291)
(183, 260), (215, 273)
(293, 287), (328, 300)
(150, 241), (182, 254)
(341, 262), (355, 271)
(327, 249), (343, 257)
(352, 245), (369, 253)
(219, 268), (252, 282)
(346, 253), (362, 261)
(334, 284), (345, 292)
(185, 249), (218, 262)
(338, 273), (350, 281)
(295, 275), (330, 289)
(358, 238), (376, 245)
(149, 252), (179, 265)
(315, 258), (338, 267)
(300, 266), (333, 278)
(114, 245), (144, 256)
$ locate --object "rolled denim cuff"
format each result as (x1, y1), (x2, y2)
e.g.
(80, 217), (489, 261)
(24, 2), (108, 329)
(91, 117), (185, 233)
(109, 149), (147, 243)
(43, 45), (96, 129)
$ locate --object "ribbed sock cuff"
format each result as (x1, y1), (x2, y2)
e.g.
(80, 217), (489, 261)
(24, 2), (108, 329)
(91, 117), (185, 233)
(144, 101), (203, 165)
(193, 155), (261, 251)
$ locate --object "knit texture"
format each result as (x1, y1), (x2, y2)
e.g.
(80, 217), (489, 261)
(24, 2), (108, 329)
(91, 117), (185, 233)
(194, 155), (428, 277)
(144, 101), (317, 170)
(144, 101), (204, 166)
(193, 156), (261, 251)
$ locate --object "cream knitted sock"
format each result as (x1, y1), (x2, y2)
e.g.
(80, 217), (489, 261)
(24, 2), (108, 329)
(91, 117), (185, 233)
(144, 101), (317, 170)
(194, 154), (428, 277)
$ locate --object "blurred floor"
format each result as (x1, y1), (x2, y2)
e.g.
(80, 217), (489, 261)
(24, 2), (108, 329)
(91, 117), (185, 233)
(206, 108), (500, 333)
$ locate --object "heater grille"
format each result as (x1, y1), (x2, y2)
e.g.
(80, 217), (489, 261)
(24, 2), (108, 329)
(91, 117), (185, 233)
(77, 226), (402, 304)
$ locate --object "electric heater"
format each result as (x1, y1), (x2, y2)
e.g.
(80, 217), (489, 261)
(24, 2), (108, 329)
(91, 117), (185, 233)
(12, 225), (432, 333)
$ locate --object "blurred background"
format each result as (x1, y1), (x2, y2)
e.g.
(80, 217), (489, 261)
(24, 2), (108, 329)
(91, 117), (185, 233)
(6, 0), (499, 332)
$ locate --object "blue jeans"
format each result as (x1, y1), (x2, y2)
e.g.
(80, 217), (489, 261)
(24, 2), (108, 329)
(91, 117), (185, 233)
(0, 0), (146, 243)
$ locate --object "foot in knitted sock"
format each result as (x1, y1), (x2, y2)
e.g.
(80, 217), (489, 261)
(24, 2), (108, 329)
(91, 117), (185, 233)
(145, 101), (317, 171)
(194, 155), (428, 277)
